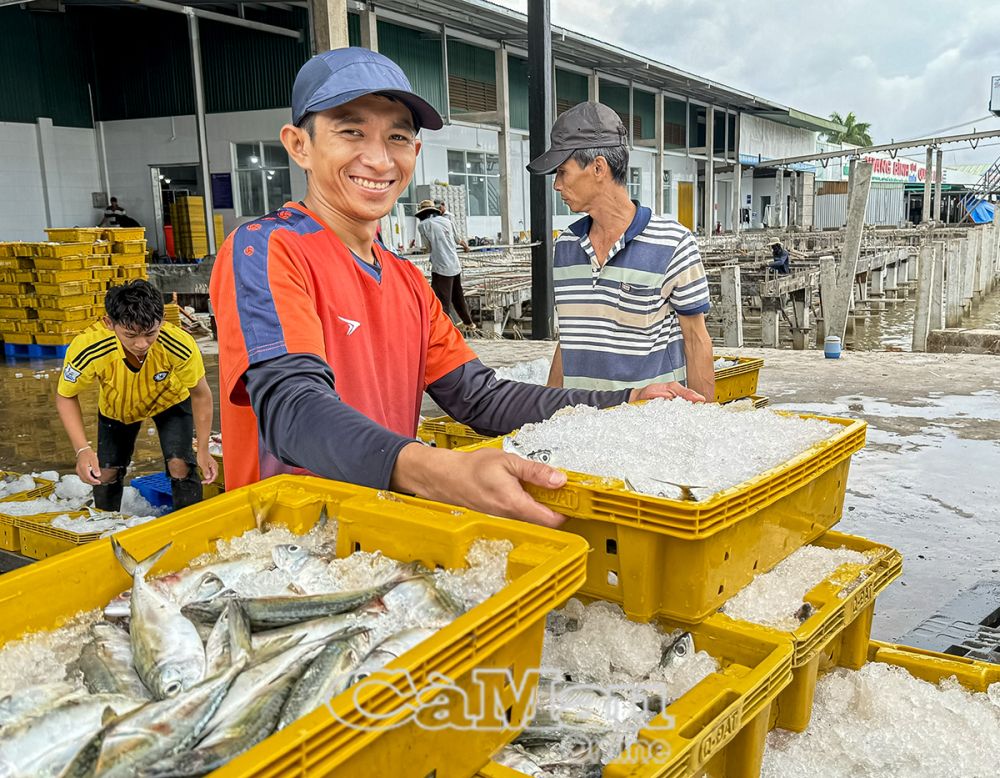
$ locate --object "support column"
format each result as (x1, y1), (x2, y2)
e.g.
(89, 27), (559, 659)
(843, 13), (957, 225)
(732, 114), (742, 234)
(933, 148), (944, 223)
(588, 71), (599, 103)
(495, 45), (513, 245)
(359, 7), (378, 50)
(760, 299), (781, 348)
(773, 169), (784, 228)
(186, 9), (216, 256)
(824, 162), (873, 341)
(911, 242), (936, 351)
(719, 265), (743, 347)
(945, 240), (963, 326)
(961, 235), (976, 312)
(528, 0), (554, 339)
(869, 263), (885, 311)
(931, 241), (945, 330)
(790, 288), (811, 350)
(972, 228), (986, 300)
(704, 105), (715, 234)
(884, 259), (898, 298)
(310, 0), (349, 53)
(654, 93), (665, 215)
(922, 146), (933, 223)
(789, 171), (799, 227)
(907, 250), (919, 282)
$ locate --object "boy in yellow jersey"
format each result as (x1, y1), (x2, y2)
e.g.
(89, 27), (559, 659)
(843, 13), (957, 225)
(55, 280), (218, 511)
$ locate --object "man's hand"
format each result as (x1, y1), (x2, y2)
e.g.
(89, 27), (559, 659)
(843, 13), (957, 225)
(197, 449), (218, 485)
(76, 448), (102, 486)
(629, 382), (706, 403)
(391, 444), (567, 527)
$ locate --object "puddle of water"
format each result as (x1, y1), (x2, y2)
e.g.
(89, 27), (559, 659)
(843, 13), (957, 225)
(774, 391), (1000, 422)
(0, 353), (221, 475)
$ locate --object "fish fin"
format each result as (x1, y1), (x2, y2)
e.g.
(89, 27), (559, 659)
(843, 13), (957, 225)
(226, 600), (253, 667)
(250, 490), (278, 531)
(57, 726), (108, 778)
(287, 582), (308, 596)
(101, 706), (117, 727)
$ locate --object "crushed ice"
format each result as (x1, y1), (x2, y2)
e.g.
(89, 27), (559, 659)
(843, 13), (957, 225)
(722, 545), (870, 630)
(762, 663), (1000, 778)
(505, 399), (842, 500)
(495, 358), (551, 385)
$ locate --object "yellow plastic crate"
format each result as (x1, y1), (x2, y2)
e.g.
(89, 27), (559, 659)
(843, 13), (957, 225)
(750, 394), (769, 409)
(0, 256), (34, 270)
(16, 320), (41, 334)
(0, 243), (11, 257)
(37, 319), (88, 335)
(0, 282), (32, 295)
(866, 641), (1000, 691)
(44, 227), (103, 243)
(0, 515), (20, 552)
(35, 242), (92, 258)
(463, 413), (867, 623)
(714, 356), (764, 403)
(33, 332), (77, 347)
(0, 475), (589, 778)
(33, 268), (93, 284)
(14, 511), (95, 560)
(84, 253), (111, 268)
(32, 256), (86, 271)
(35, 305), (93, 323)
(417, 415), (491, 449)
(112, 240), (146, 255)
(480, 609), (794, 778)
(118, 264), (148, 279)
(32, 280), (102, 297)
(91, 266), (117, 282)
(0, 470), (55, 504)
(716, 530), (902, 732)
(0, 269), (33, 283)
(0, 307), (36, 320)
(12, 243), (35, 257)
(102, 227), (145, 242)
(36, 293), (98, 309)
(0, 321), (19, 335)
(3, 332), (33, 344)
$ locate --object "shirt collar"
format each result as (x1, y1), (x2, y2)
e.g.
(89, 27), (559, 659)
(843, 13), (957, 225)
(567, 199), (651, 244)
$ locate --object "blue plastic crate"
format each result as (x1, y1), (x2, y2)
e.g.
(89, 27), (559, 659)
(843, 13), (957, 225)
(3, 342), (70, 360)
(131, 472), (173, 510)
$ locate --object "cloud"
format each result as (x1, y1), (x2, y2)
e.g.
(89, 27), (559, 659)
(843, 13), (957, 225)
(499, 0), (1000, 164)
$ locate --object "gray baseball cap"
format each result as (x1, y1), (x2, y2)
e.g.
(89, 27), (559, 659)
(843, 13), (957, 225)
(527, 102), (628, 175)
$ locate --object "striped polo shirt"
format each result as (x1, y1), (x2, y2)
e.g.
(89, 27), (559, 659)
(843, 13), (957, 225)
(553, 203), (710, 391)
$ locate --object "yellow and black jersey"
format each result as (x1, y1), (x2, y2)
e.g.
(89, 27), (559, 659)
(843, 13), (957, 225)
(57, 321), (205, 424)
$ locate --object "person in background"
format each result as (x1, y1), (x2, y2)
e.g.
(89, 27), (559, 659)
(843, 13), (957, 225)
(768, 239), (791, 274)
(416, 198), (477, 334)
(99, 197), (126, 227)
(55, 280), (217, 511)
(209, 47), (702, 529)
(527, 101), (715, 401)
(434, 198), (454, 224)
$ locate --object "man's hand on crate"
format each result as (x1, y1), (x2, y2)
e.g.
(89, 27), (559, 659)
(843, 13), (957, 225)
(391, 444), (567, 527)
(76, 448), (102, 486)
(630, 382), (706, 403)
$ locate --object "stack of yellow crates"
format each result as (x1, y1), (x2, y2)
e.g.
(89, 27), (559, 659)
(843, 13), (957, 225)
(0, 227), (148, 353)
(169, 196), (224, 261)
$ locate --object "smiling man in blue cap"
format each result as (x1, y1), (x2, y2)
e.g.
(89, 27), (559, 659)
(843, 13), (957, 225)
(210, 48), (701, 525)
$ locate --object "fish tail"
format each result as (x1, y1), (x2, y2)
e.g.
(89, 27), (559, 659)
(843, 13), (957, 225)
(227, 600), (253, 667)
(111, 538), (171, 579)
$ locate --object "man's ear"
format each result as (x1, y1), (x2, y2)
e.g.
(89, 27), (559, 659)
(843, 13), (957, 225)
(592, 155), (607, 179)
(280, 124), (311, 173)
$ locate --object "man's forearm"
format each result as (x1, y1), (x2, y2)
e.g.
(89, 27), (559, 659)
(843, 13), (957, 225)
(191, 391), (213, 449)
(684, 333), (715, 400)
(55, 394), (89, 452)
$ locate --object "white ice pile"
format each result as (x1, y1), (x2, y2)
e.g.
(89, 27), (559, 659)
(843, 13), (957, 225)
(498, 599), (718, 773)
(49, 512), (159, 538)
(505, 399), (842, 500)
(0, 475), (164, 526)
(713, 357), (738, 370)
(721, 545), (869, 630)
(494, 358), (551, 385)
(762, 663), (1000, 778)
(0, 475), (36, 499)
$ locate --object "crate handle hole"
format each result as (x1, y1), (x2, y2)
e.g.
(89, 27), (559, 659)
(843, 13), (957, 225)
(718, 584), (725, 595)
(606, 538), (617, 555)
(354, 542), (362, 552)
(504, 705), (513, 724)
(607, 570), (619, 586)
(723, 550), (730, 561)
(752, 559), (758, 570)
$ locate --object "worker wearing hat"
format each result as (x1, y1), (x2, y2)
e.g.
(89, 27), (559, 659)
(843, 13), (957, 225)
(527, 102), (715, 400)
(414, 198), (476, 332)
(211, 48), (702, 526)
(768, 239), (791, 274)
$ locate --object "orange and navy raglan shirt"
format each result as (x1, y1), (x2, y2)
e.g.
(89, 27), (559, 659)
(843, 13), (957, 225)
(210, 202), (634, 492)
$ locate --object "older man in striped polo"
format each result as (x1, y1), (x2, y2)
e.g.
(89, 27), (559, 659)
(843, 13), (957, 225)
(528, 102), (715, 400)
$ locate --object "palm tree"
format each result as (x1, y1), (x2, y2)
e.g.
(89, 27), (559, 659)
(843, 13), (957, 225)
(825, 112), (874, 147)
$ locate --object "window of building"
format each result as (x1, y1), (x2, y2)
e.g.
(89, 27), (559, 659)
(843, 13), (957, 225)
(628, 167), (642, 200)
(448, 150), (500, 216)
(233, 142), (292, 217)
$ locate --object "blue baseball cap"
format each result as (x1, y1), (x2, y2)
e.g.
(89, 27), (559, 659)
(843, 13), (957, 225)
(291, 47), (443, 131)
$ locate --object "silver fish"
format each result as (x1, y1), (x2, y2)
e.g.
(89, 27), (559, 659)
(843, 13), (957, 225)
(661, 631), (695, 666)
(203, 608), (232, 679)
(350, 627), (436, 685)
(139, 675), (296, 778)
(74, 623), (151, 700)
(252, 609), (381, 656)
(531, 681), (639, 731)
(111, 539), (207, 699)
(0, 682), (79, 732)
(277, 632), (371, 729)
(0, 694), (140, 778)
(381, 577), (463, 627)
(182, 565), (419, 630)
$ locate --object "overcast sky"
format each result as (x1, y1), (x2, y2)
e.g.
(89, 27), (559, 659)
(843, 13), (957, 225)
(499, 0), (1000, 167)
